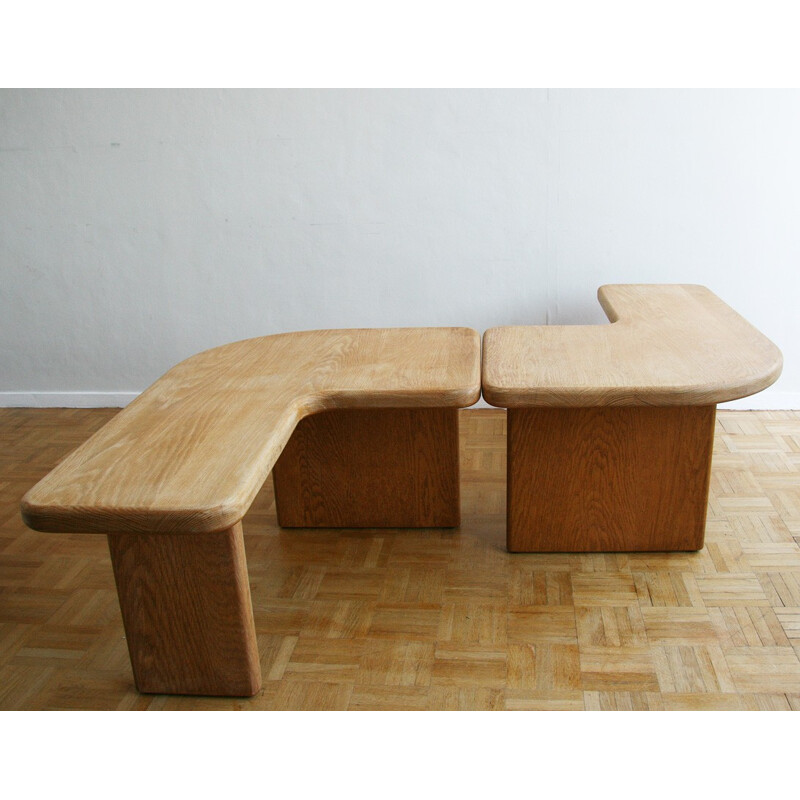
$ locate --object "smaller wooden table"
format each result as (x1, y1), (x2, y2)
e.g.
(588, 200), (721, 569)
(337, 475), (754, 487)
(482, 285), (782, 553)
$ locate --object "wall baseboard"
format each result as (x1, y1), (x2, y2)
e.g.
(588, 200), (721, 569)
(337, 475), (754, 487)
(0, 392), (139, 408)
(1, 391), (798, 411)
(718, 392), (800, 410)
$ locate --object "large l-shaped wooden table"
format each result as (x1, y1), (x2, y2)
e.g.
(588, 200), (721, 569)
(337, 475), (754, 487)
(22, 327), (482, 695)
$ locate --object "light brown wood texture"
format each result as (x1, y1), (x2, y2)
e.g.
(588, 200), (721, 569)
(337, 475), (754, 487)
(4, 407), (800, 710)
(21, 328), (480, 535)
(108, 523), (260, 696)
(507, 406), (716, 552)
(485, 285), (781, 553)
(482, 284), (783, 407)
(273, 408), (460, 528)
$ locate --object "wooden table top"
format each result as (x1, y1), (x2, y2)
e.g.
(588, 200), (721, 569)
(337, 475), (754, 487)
(22, 327), (481, 535)
(482, 284), (782, 408)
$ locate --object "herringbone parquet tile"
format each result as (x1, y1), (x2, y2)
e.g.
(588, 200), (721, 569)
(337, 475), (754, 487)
(2, 407), (800, 710)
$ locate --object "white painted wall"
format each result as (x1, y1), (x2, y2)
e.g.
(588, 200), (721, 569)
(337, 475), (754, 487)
(1, 89), (798, 408)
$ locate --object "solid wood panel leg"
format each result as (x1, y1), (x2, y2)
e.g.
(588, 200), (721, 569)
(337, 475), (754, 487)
(272, 407), (461, 527)
(507, 405), (716, 552)
(107, 522), (261, 696)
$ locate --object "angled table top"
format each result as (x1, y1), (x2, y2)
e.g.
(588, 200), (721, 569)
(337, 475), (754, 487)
(482, 284), (782, 408)
(22, 327), (481, 535)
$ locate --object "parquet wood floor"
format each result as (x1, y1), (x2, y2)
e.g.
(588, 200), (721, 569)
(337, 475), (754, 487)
(2, 407), (800, 710)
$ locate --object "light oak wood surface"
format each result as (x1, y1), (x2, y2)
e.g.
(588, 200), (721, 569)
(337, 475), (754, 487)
(482, 284), (783, 407)
(108, 523), (260, 696)
(507, 406), (716, 552)
(19, 327), (479, 695)
(484, 284), (782, 553)
(21, 328), (481, 536)
(4, 407), (800, 710)
(273, 408), (461, 528)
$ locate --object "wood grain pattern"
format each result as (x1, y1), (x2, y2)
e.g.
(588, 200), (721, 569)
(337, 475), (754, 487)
(273, 408), (460, 527)
(4, 407), (800, 710)
(21, 327), (481, 535)
(507, 406), (716, 552)
(485, 284), (780, 553)
(107, 523), (260, 696)
(482, 284), (782, 407)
